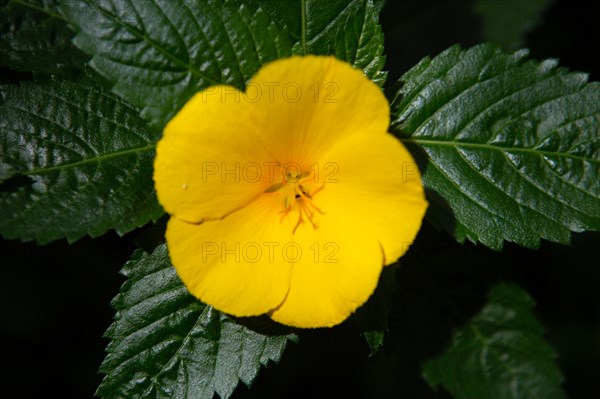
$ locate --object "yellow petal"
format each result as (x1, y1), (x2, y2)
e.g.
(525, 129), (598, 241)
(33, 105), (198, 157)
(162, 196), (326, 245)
(156, 56), (427, 329)
(154, 85), (276, 223)
(166, 192), (296, 317)
(269, 132), (426, 328)
(248, 56), (389, 167)
(269, 208), (384, 328)
(315, 132), (428, 265)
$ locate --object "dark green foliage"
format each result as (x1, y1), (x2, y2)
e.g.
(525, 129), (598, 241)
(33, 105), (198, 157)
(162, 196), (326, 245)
(98, 244), (297, 399)
(0, 80), (163, 243)
(0, 0), (87, 73)
(60, 0), (386, 129)
(474, 0), (553, 50)
(258, 0), (387, 85)
(0, 2), (597, 398)
(422, 283), (566, 399)
(354, 266), (396, 355)
(393, 44), (600, 250)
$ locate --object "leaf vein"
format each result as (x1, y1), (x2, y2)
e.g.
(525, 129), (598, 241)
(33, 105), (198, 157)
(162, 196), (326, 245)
(83, 0), (218, 85)
(502, 151), (599, 215)
(451, 73), (563, 141)
(405, 138), (599, 164)
(306, 0), (356, 47)
(455, 147), (563, 228)
(140, 304), (209, 397)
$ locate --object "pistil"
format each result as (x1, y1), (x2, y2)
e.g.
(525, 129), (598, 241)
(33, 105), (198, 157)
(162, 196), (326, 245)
(275, 171), (324, 233)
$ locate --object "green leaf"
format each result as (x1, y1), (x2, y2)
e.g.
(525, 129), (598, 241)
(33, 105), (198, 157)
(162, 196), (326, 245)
(0, 0), (87, 73)
(0, 79), (163, 243)
(392, 44), (600, 250)
(421, 282), (566, 399)
(59, 0), (386, 129)
(259, 0), (386, 85)
(98, 244), (297, 399)
(354, 266), (395, 355)
(474, 0), (553, 50)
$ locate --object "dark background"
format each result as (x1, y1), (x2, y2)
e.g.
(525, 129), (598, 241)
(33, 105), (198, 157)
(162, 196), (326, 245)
(1, 0), (598, 398)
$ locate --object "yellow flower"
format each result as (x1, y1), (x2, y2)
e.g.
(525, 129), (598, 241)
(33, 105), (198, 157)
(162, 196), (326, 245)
(153, 56), (427, 328)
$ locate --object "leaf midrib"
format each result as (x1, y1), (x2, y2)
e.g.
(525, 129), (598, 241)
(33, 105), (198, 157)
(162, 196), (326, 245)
(23, 143), (156, 176)
(300, 0), (307, 54)
(470, 324), (521, 396)
(402, 138), (599, 164)
(140, 302), (209, 398)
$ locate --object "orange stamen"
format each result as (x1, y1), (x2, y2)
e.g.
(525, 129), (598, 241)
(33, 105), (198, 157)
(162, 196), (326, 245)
(269, 167), (326, 233)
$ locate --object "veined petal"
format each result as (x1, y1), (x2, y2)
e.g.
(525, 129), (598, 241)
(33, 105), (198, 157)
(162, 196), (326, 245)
(315, 132), (428, 265)
(166, 192), (295, 317)
(269, 212), (383, 328)
(154, 86), (276, 223)
(248, 56), (389, 167)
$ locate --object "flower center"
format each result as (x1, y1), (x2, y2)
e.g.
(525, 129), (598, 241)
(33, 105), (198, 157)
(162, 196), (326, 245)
(265, 168), (324, 234)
